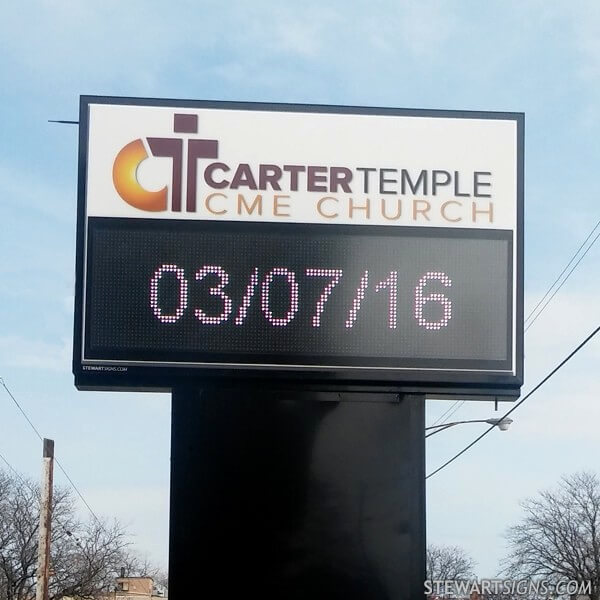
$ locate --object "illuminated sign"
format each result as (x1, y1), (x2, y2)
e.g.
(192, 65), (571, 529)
(74, 97), (523, 395)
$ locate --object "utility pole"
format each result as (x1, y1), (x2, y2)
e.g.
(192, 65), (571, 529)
(36, 438), (54, 600)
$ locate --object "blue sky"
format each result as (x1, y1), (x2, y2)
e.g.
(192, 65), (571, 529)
(1, 0), (599, 576)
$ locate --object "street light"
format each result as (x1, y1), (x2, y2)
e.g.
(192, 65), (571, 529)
(425, 417), (513, 438)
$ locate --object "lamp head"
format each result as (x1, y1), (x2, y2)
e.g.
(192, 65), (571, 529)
(485, 417), (513, 431)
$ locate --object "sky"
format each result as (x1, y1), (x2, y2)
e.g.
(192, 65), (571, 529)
(1, 0), (600, 578)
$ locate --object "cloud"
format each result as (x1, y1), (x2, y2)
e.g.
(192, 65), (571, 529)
(0, 163), (75, 225)
(2, 2), (200, 97)
(0, 335), (72, 372)
(1, 0), (464, 105)
(568, 2), (600, 80)
(260, 4), (341, 60)
(518, 1), (600, 126)
(363, 0), (458, 60)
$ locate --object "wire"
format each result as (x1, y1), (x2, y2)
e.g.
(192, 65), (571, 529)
(428, 219), (599, 429)
(438, 400), (465, 424)
(0, 447), (85, 549)
(525, 221), (600, 329)
(0, 448), (27, 481)
(426, 400), (466, 434)
(53, 459), (101, 524)
(1, 377), (44, 441)
(525, 218), (600, 323)
(0, 376), (102, 525)
(525, 228), (600, 332)
(429, 400), (462, 428)
(426, 323), (600, 480)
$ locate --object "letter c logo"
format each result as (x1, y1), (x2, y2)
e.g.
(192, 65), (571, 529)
(112, 139), (167, 211)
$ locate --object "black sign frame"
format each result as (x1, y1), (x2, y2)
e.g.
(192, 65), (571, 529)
(73, 96), (524, 397)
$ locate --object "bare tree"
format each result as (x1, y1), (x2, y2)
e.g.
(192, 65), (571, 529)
(48, 519), (132, 599)
(0, 469), (43, 600)
(503, 471), (600, 600)
(426, 543), (476, 581)
(0, 468), (158, 600)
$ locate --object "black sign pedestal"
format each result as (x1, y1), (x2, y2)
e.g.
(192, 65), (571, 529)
(168, 388), (426, 599)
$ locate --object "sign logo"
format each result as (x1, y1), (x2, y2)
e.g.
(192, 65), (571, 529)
(112, 113), (217, 212)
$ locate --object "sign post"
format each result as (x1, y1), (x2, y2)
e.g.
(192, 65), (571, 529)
(168, 389), (426, 598)
(73, 96), (523, 597)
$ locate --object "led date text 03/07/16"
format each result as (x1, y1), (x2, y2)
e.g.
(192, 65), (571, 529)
(149, 265), (453, 331)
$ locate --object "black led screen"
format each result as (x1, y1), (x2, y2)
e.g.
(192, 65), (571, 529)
(82, 218), (513, 373)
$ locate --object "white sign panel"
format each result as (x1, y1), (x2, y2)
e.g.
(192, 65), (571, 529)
(85, 103), (518, 231)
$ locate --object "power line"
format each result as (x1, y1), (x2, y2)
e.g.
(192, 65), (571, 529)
(1, 376), (44, 441)
(0, 447), (28, 481)
(53, 460), (101, 525)
(426, 323), (600, 480)
(429, 400), (462, 428)
(429, 219), (599, 429)
(525, 218), (600, 324)
(438, 400), (465, 424)
(0, 446), (85, 549)
(525, 220), (600, 329)
(525, 228), (600, 332)
(0, 376), (102, 525)
(431, 400), (465, 427)
(427, 399), (467, 433)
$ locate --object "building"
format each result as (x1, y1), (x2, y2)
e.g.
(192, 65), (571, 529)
(105, 575), (167, 599)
